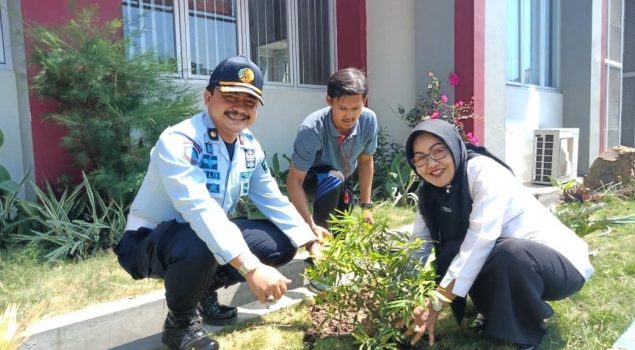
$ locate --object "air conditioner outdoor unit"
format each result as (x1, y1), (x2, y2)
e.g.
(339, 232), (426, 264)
(532, 128), (579, 185)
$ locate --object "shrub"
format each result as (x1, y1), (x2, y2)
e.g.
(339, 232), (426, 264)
(30, 6), (198, 204)
(306, 212), (436, 349)
(396, 72), (477, 144)
(12, 173), (126, 262)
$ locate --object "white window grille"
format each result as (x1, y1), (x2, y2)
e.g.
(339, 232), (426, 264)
(532, 128), (579, 184)
(121, 0), (334, 86)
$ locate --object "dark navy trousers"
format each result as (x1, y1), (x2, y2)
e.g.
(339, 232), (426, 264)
(303, 166), (352, 228)
(115, 218), (297, 314)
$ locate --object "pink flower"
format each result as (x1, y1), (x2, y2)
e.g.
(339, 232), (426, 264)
(448, 72), (460, 87)
(430, 110), (440, 119)
(466, 132), (480, 145)
(440, 94), (448, 103)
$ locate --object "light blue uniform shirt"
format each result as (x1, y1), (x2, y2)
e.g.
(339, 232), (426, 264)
(126, 112), (315, 265)
(291, 107), (378, 177)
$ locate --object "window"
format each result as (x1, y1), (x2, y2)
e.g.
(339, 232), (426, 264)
(0, 0), (10, 68)
(605, 0), (624, 148)
(507, 0), (560, 88)
(122, 0), (334, 86)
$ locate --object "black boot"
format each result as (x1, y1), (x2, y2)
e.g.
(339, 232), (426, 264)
(198, 289), (238, 325)
(161, 310), (219, 350)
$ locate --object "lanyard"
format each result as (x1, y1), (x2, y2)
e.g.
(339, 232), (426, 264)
(337, 131), (353, 203)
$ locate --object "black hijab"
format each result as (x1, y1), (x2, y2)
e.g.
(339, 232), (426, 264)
(405, 119), (472, 324)
(405, 119), (513, 324)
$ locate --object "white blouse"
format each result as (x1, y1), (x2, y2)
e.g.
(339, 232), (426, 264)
(412, 156), (594, 297)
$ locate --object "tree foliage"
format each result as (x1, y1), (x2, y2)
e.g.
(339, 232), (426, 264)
(30, 7), (198, 203)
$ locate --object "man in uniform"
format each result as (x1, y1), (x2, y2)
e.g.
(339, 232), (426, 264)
(287, 68), (378, 240)
(115, 56), (321, 350)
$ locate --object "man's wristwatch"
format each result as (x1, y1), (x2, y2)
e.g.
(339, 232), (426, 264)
(237, 254), (260, 277)
(360, 202), (374, 210)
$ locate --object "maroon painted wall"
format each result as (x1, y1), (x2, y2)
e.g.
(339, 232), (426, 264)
(21, 0), (121, 186)
(454, 0), (485, 142)
(336, 0), (367, 72)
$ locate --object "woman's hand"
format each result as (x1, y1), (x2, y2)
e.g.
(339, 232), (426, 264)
(397, 301), (441, 346)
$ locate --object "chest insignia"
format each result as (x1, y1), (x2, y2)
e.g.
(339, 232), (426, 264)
(245, 148), (256, 169)
(200, 154), (218, 170)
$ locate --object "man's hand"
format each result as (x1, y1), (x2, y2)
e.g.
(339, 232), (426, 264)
(310, 224), (331, 242)
(244, 264), (292, 304)
(362, 208), (374, 225)
(306, 241), (324, 261)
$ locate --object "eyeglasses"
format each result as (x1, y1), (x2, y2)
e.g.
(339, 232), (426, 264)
(217, 88), (258, 109)
(410, 146), (449, 167)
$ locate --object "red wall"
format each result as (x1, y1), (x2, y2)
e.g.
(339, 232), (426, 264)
(21, 0), (121, 186)
(336, 0), (367, 72)
(454, 0), (485, 142)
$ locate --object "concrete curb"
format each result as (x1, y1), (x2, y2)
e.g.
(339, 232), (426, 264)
(20, 252), (310, 350)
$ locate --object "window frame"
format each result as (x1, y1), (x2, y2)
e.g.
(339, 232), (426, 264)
(0, 0), (12, 70)
(604, 0), (624, 148)
(123, 0), (336, 88)
(506, 0), (560, 90)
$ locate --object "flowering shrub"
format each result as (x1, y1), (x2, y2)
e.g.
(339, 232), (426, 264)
(397, 72), (479, 144)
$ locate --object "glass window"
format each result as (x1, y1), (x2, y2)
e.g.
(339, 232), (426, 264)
(506, 0), (521, 82)
(188, 0), (238, 76)
(248, 0), (290, 83)
(122, 0), (333, 85)
(0, 3), (6, 65)
(297, 0), (331, 85)
(506, 0), (559, 88)
(122, 0), (177, 67)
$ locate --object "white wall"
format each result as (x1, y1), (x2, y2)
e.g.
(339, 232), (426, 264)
(366, 0), (416, 146)
(414, 0), (454, 99)
(0, 0), (33, 198)
(483, 0), (508, 161)
(505, 86), (563, 181)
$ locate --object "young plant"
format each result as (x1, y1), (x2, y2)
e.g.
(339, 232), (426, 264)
(555, 202), (635, 237)
(306, 212), (437, 349)
(384, 151), (419, 207)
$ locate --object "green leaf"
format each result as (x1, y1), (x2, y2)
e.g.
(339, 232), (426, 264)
(0, 165), (11, 182)
(0, 180), (20, 193)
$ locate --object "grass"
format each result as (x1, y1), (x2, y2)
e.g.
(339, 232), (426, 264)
(204, 199), (635, 350)
(0, 247), (162, 321)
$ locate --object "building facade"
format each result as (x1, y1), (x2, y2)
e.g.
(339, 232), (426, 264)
(0, 0), (626, 198)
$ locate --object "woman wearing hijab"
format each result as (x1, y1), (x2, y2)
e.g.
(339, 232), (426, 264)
(401, 119), (594, 349)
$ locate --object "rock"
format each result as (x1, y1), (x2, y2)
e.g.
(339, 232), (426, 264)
(584, 146), (635, 190)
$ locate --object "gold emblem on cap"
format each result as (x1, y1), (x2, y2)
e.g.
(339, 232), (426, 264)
(238, 68), (255, 83)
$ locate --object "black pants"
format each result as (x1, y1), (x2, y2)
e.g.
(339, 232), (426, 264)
(468, 238), (586, 346)
(114, 218), (297, 314)
(303, 166), (352, 228)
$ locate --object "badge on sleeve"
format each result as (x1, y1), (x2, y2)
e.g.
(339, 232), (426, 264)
(183, 140), (202, 165)
(244, 149), (256, 169)
(261, 160), (269, 173)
